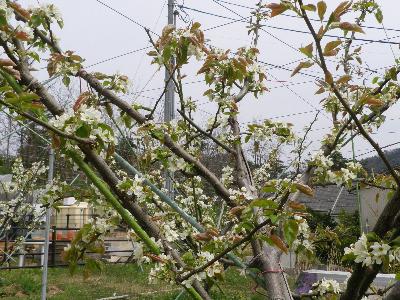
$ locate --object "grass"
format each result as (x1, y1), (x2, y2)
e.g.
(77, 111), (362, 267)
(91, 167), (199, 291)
(0, 264), (266, 299)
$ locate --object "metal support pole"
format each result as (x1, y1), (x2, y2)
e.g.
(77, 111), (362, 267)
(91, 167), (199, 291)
(41, 148), (54, 300)
(164, 0), (176, 199)
(51, 226), (56, 266)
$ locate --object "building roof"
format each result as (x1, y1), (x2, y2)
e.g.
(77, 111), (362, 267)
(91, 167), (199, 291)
(297, 185), (358, 216)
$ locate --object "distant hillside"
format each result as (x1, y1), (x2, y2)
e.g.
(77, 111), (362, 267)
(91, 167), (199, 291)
(360, 148), (400, 173)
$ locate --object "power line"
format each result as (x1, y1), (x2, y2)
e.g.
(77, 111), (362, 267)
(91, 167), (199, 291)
(213, 0), (400, 34)
(355, 141), (400, 158)
(85, 46), (151, 68)
(179, 5), (400, 45)
(95, 0), (159, 36)
(267, 71), (328, 118)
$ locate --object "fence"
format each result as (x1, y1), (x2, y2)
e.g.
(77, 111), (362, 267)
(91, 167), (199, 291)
(0, 224), (135, 270)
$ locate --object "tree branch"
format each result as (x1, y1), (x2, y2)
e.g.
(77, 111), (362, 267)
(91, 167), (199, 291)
(298, 0), (400, 187)
(177, 109), (235, 154)
(177, 217), (273, 283)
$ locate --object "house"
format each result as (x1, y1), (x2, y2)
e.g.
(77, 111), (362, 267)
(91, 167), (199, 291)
(297, 184), (392, 233)
(297, 185), (358, 217)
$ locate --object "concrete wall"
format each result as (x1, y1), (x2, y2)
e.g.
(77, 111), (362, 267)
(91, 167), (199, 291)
(359, 187), (390, 232)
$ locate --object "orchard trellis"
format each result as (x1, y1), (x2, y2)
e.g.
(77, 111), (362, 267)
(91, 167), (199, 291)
(1, 0), (400, 299)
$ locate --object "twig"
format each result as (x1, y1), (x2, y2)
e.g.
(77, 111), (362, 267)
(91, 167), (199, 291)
(146, 64), (178, 120)
(0, 100), (93, 145)
(296, 111), (320, 174)
(177, 217), (273, 283)
(177, 109), (235, 154)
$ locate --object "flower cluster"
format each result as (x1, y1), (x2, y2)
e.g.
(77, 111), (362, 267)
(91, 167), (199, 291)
(246, 120), (295, 144)
(47, 50), (84, 85)
(0, 0), (13, 22)
(310, 151), (364, 187)
(310, 278), (341, 297)
(0, 158), (67, 264)
(228, 186), (255, 204)
(201, 46), (267, 105)
(221, 166), (234, 187)
(49, 102), (115, 154)
(92, 72), (129, 94)
(29, 3), (63, 28)
(292, 216), (314, 254)
(181, 251), (223, 288)
(149, 253), (176, 284)
(310, 150), (334, 174)
(344, 233), (400, 267)
(326, 161), (364, 187)
(149, 22), (205, 67)
(117, 174), (146, 201)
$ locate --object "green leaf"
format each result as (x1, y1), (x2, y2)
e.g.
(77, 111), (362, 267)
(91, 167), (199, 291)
(390, 237), (400, 247)
(122, 114), (132, 128)
(317, 1), (327, 20)
(301, 4), (316, 12)
(396, 273), (400, 281)
(366, 232), (380, 243)
(190, 22), (201, 32)
(63, 75), (71, 87)
(28, 51), (41, 62)
(387, 67), (398, 81)
(342, 252), (356, 263)
(283, 219), (298, 247)
(249, 198), (278, 209)
(299, 43), (313, 58)
(261, 185), (276, 193)
(30, 15), (42, 27)
(0, 14), (7, 27)
(375, 9), (383, 24)
(152, 128), (165, 141)
(75, 124), (91, 138)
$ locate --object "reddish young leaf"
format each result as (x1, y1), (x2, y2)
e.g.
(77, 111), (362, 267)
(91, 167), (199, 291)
(270, 234), (288, 254)
(291, 61), (314, 77)
(324, 40), (342, 53)
(325, 71), (334, 85)
(193, 232), (213, 242)
(229, 205), (246, 217)
(265, 3), (288, 17)
(317, 1), (327, 20)
(364, 96), (384, 107)
(339, 22), (365, 33)
(73, 92), (91, 112)
(9, 2), (31, 20)
(15, 31), (31, 41)
(294, 182), (315, 197)
(336, 74), (352, 85)
(0, 59), (16, 67)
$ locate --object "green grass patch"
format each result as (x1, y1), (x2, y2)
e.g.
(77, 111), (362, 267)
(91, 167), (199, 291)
(0, 264), (265, 299)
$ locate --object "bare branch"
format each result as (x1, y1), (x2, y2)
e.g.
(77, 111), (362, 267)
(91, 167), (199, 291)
(177, 109), (235, 154)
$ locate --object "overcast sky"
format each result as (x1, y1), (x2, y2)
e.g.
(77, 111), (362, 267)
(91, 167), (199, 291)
(18, 0), (400, 161)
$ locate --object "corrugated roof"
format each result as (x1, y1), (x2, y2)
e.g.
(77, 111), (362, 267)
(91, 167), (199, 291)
(297, 185), (358, 215)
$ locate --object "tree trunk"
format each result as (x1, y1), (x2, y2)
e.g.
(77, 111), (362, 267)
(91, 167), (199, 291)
(252, 239), (292, 299)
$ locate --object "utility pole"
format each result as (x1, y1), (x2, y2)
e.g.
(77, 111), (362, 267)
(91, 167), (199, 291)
(164, 0), (175, 199)
(41, 148), (54, 300)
